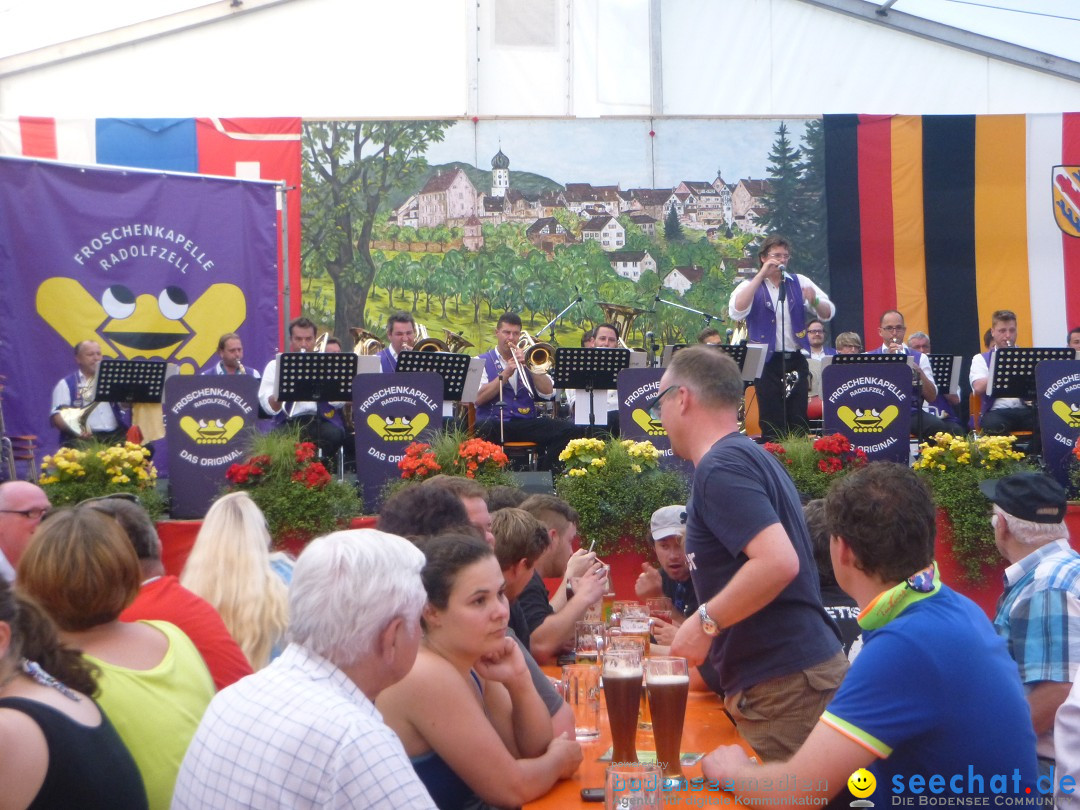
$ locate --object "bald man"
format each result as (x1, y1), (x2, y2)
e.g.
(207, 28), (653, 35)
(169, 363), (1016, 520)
(0, 481), (50, 582)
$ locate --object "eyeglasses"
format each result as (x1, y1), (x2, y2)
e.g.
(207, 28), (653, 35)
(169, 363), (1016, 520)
(880, 325), (906, 332)
(806, 329), (825, 335)
(647, 385), (680, 420)
(0, 507), (49, 520)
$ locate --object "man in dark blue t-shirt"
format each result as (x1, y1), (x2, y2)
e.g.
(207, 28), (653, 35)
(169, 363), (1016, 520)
(656, 345), (846, 762)
(700, 461), (1038, 803)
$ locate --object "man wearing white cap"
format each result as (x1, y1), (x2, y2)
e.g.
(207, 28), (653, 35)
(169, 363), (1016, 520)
(635, 505), (698, 641)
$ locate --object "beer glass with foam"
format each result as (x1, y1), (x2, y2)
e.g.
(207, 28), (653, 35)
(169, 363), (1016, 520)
(602, 647), (643, 764)
(644, 657), (690, 779)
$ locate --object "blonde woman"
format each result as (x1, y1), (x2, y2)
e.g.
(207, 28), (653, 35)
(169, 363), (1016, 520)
(180, 492), (289, 670)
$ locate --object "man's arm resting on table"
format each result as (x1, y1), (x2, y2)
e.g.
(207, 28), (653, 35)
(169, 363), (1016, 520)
(671, 523), (799, 666)
(703, 720), (874, 802)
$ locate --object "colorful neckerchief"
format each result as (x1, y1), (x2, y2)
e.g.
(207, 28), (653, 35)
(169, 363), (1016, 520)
(857, 562), (940, 631)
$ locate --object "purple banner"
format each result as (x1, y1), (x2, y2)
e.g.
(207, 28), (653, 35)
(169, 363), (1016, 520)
(822, 362), (912, 463)
(353, 372), (444, 510)
(616, 368), (693, 476)
(0, 156), (279, 464)
(1037, 360), (1080, 489)
(164, 375), (260, 519)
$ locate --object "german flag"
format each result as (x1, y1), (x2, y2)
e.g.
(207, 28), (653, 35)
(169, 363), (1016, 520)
(824, 114), (1080, 355)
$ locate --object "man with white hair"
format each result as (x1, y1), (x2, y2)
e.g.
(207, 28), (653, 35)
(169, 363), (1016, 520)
(984, 472), (1080, 783)
(172, 529), (437, 809)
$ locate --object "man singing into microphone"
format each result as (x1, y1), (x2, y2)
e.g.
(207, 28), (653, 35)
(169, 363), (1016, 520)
(729, 236), (834, 441)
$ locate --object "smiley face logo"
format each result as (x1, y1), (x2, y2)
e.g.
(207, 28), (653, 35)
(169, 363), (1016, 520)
(848, 768), (876, 798)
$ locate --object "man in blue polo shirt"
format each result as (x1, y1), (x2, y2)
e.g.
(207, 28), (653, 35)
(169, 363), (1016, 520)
(985, 472), (1080, 784)
(701, 462), (1037, 802)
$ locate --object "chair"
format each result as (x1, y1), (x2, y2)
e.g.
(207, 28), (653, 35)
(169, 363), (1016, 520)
(3, 434), (38, 482)
(503, 441), (539, 471)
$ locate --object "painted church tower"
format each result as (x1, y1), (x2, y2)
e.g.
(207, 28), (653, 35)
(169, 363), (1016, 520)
(491, 149), (509, 198)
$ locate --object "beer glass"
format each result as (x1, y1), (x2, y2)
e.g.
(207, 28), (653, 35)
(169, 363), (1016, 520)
(647, 596), (674, 624)
(644, 657), (690, 779)
(561, 663), (601, 741)
(575, 621), (605, 664)
(605, 763), (662, 810)
(602, 647), (643, 764)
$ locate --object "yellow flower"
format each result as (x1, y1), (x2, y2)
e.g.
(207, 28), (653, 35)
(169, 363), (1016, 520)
(631, 464), (642, 473)
(590, 458), (606, 467)
(567, 468), (587, 477)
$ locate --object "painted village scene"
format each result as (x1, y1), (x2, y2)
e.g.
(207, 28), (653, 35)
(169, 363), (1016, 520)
(298, 117), (827, 351)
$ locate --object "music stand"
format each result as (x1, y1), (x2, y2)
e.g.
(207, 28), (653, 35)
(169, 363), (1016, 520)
(277, 351), (359, 456)
(660, 344), (688, 367)
(94, 358), (168, 404)
(553, 348), (630, 434)
(832, 352), (919, 437)
(397, 351), (473, 402)
(928, 355), (961, 399)
(988, 347), (1075, 399)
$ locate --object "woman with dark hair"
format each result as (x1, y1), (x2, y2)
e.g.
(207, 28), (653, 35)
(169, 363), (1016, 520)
(17, 506), (213, 810)
(0, 577), (147, 809)
(377, 533), (581, 809)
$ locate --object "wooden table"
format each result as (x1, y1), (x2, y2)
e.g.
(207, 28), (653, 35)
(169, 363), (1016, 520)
(525, 669), (754, 809)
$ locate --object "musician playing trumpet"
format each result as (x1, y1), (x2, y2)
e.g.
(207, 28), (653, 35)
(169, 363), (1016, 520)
(970, 308), (1038, 446)
(474, 312), (579, 471)
(204, 333), (260, 378)
(50, 340), (128, 447)
(375, 311), (417, 373)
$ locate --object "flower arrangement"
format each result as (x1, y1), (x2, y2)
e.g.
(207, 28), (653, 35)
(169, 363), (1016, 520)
(763, 433), (868, 500)
(913, 432), (1033, 581)
(397, 429), (514, 487)
(225, 427), (361, 544)
(555, 437), (689, 556)
(39, 440), (165, 519)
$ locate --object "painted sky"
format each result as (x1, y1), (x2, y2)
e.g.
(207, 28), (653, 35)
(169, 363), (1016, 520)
(423, 118), (811, 190)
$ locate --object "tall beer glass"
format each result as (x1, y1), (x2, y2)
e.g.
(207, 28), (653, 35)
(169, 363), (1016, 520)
(603, 647), (643, 764)
(644, 657), (689, 779)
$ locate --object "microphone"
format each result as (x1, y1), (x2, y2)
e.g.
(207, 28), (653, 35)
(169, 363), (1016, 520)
(777, 264), (787, 274)
(645, 330), (654, 342)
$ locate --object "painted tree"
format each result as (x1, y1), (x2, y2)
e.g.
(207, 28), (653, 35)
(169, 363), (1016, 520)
(795, 119), (830, 290)
(301, 120), (453, 337)
(664, 205), (684, 242)
(756, 122), (804, 255)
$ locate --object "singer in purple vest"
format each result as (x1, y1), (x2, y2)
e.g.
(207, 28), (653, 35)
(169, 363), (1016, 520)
(473, 312), (581, 471)
(49, 340), (128, 447)
(969, 309), (1039, 447)
(375, 311), (418, 374)
(729, 236), (834, 442)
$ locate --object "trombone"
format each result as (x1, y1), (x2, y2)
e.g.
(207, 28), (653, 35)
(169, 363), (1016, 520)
(511, 332), (555, 399)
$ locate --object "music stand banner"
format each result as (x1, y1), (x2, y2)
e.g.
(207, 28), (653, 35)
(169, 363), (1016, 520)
(1036, 359), (1080, 489)
(164, 375), (260, 519)
(822, 362), (912, 463)
(353, 372), (443, 510)
(0, 156), (279, 463)
(616, 369), (693, 476)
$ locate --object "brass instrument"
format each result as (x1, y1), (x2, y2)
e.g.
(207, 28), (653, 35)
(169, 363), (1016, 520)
(313, 332), (330, 353)
(597, 302), (646, 350)
(504, 332), (555, 399)
(729, 320), (748, 344)
(443, 329), (474, 354)
(411, 323), (446, 353)
(350, 327), (385, 356)
(56, 374), (100, 437)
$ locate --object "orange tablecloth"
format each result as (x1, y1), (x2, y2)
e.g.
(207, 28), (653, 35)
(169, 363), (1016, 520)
(525, 668), (753, 809)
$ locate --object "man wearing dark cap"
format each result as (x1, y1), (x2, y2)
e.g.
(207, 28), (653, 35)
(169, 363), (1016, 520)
(985, 472), (1080, 782)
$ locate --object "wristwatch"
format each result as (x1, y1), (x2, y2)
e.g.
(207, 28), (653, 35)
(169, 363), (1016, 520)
(698, 603), (721, 637)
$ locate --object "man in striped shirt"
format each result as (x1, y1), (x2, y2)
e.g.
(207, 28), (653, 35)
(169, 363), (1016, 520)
(986, 472), (1080, 783)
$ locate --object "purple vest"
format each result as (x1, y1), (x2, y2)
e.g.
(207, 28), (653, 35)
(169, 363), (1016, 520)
(979, 350), (996, 416)
(474, 350), (536, 422)
(62, 373), (127, 436)
(377, 348), (397, 373)
(743, 275), (810, 361)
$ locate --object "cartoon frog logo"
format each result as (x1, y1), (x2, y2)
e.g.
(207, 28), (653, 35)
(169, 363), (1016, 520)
(366, 413), (431, 442)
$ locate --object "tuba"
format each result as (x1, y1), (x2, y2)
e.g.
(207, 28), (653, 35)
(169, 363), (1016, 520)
(56, 374), (100, 436)
(411, 323), (448, 353)
(350, 327), (385, 356)
(597, 302), (646, 350)
(443, 329), (474, 354)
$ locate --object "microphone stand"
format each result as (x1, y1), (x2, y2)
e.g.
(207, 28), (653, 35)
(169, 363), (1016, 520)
(538, 295), (583, 343)
(655, 296), (724, 327)
(777, 271), (789, 435)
